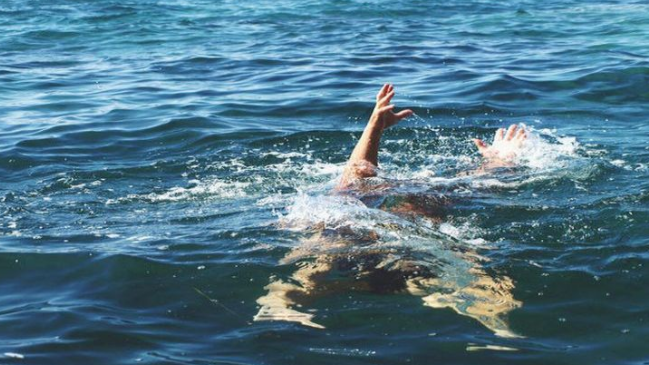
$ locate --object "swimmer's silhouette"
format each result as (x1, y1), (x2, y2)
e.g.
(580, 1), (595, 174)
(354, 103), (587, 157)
(254, 85), (526, 338)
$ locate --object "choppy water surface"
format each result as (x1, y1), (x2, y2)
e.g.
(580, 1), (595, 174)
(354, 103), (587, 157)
(1, 0), (649, 364)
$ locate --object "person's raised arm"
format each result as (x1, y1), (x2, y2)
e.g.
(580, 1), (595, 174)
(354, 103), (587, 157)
(338, 84), (413, 189)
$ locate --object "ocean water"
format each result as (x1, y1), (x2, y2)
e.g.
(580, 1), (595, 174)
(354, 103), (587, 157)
(1, 0), (649, 364)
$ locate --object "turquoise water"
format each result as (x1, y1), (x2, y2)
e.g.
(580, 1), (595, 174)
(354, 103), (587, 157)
(1, 0), (649, 364)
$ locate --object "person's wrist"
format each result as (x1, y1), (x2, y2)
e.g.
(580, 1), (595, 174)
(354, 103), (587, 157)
(368, 111), (385, 131)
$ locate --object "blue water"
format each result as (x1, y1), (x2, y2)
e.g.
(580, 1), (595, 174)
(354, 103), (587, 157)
(1, 0), (649, 364)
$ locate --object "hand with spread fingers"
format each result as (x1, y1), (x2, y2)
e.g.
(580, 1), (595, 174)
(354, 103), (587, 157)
(473, 124), (527, 164)
(371, 84), (413, 130)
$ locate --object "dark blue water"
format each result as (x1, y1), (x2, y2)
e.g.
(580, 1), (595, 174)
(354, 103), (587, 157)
(1, 1), (649, 364)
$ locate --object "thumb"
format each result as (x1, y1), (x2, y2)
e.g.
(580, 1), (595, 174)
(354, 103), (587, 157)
(473, 138), (487, 148)
(473, 138), (488, 151)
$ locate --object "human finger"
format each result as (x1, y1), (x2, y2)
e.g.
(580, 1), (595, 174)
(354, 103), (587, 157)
(515, 128), (526, 140)
(378, 90), (395, 106)
(376, 84), (389, 101)
(473, 138), (488, 153)
(495, 128), (505, 142)
(394, 109), (413, 120)
(505, 124), (518, 140)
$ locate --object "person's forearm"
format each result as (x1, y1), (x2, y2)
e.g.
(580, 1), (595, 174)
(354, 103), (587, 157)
(338, 115), (383, 189)
(348, 114), (383, 166)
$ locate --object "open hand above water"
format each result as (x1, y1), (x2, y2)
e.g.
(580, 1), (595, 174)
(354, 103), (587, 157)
(473, 124), (527, 165)
(371, 83), (413, 130)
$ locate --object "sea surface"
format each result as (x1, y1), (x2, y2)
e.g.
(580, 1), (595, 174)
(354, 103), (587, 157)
(1, 1), (649, 364)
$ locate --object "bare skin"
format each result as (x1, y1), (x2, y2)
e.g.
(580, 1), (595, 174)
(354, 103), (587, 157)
(474, 124), (527, 159)
(255, 85), (526, 338)
(473, 124), (528, 169)
(339, 84), (413, 189)
(339, 84), (528, 187)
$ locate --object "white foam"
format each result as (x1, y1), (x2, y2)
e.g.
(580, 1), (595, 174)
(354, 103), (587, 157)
(363, 125), (587, 192)
(514, 126), (580, 170)
(279, 192), (373, 230)
(149, 179), (251, 202)
(4, 353), (24, 359)
(111, 179), (252, 204)
(438, 222), (487, 246)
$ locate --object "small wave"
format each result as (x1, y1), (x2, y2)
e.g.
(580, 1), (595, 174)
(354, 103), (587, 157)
(109, 179), (251, 204)
(148, 180), (251, 202)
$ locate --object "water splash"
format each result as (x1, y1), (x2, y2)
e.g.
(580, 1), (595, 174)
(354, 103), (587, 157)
(512, 125), (581, 170)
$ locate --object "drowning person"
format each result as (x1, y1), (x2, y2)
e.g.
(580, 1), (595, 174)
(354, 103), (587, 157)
(254, 84), (528, 338)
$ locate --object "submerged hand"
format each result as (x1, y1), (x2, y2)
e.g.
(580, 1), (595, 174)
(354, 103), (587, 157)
(371, 83), (413, 130)
(473, 124), (527, 164)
